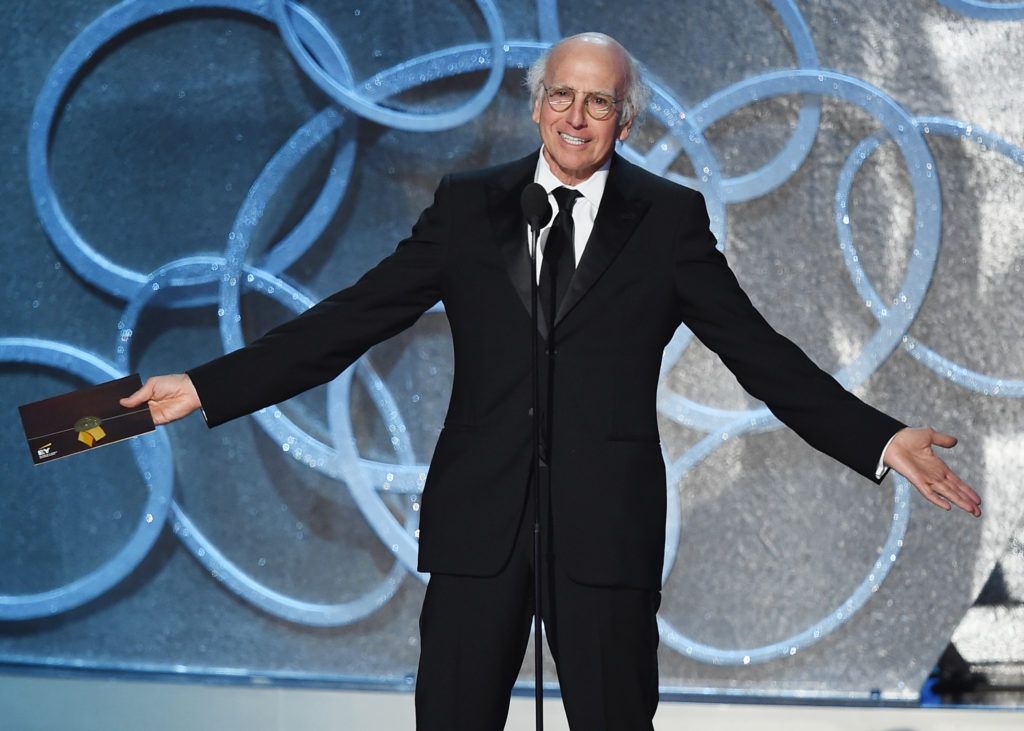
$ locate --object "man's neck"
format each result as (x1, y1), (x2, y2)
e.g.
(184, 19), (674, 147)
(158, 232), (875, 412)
(534, 148), (611, 213)
(539, 147), (613, 187)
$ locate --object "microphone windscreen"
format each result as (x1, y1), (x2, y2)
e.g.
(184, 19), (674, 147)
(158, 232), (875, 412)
(520, 183), (552, 232)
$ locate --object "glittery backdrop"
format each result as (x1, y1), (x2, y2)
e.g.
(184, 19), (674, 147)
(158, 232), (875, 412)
(1, 0), (1022, 701)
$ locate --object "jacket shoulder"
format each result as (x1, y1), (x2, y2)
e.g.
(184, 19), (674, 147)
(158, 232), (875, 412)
(611, 153), (705, 206)
(446, 151), (538, 190)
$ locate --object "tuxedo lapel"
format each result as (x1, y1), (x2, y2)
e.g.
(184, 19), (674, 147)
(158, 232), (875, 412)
(486, 152), (550, 339)
(554, 155), (650, 328)
(485, 151), (650, 338)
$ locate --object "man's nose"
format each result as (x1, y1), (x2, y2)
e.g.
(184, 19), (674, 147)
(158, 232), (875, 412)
(565, 98), (587, 127)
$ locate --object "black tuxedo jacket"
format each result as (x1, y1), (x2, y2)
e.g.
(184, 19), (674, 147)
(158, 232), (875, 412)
(187, 151), (905, 591)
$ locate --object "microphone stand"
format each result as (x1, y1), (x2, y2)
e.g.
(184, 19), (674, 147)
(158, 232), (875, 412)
(521, 181), (551, 731)
(528, 220), (544, 731)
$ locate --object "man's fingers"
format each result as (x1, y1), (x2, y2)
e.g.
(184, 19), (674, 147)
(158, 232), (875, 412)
(949, 480), (982, 516)
(921, 455), (982, 512)
(117, 375), (200, 426)
(928, 477), (982, 516)
(942, 488), (974, 514)
(956, 477), (982, 507)
(934, 465), (982, 515)
(931, 431), (958, 449)
(119, 382), (153, 408)
(909, 470), (983, 515)
(917, 482), (952, 511)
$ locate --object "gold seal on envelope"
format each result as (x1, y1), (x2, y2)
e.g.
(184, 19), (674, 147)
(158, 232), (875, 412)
(74, 415), (106, 447)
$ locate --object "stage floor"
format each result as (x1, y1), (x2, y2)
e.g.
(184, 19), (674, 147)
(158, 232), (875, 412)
(0, 673), (1021, 730)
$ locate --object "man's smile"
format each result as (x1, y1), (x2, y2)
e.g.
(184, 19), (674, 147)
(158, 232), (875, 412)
(559, 131), (588, 146)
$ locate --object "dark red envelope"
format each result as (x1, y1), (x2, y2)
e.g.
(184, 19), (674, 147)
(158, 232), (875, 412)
(18, 374), (155, 465)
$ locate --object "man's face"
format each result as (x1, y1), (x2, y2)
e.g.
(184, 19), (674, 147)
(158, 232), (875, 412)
(532, 39), (634, 186)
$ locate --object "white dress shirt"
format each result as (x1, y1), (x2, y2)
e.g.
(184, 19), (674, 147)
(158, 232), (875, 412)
(530, 147), (611, 281)
(528, 149), (895, 480)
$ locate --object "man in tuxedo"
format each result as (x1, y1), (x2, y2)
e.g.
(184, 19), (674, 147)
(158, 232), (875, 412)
(122, 32), (981, 731)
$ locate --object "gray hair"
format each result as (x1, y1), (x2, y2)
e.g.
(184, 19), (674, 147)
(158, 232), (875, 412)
(525, 34), (650, 127)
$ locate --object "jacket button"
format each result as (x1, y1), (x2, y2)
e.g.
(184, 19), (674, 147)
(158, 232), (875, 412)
(528, 407), (534, 416)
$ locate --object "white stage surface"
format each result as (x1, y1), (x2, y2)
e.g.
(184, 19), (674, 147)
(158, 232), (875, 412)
(0, 674), (1020, 730)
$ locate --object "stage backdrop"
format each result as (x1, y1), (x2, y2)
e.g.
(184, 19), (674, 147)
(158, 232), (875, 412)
(2, 0), (1022, 701)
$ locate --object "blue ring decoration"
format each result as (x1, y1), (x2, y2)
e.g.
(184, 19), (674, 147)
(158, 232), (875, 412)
(657, 415), (912, 664)
(323, 366), (428, 585)
(667, 1), (824, 204)
(235, 106), (354, 280)
(170, 501), (407, 626)
(214, 49), (439, 492)
(216, 32), (450, 493)
(836, 116), (1024, 397)
(618, 70), (727, 234)
(218, 202), (431, 580)
(657, 70), (942, 440)
(11, 0), (1009, 658)
(937, 0), (1024, 20)
(656, 68), (941, 663)
(0, 339), (173, 620)
(27, 0), (354, 305)
(114, 256), (412, 625)
(636, 0), (823, 432)
(223, 202), (431, 581)
(272, 0), (507, 132)
(535, 0), (561, 42)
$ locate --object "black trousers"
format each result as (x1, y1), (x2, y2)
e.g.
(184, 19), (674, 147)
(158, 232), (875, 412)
(414, 465), (662, 730)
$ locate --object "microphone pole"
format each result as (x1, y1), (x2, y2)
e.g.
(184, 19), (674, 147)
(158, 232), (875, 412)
(520, 183), (551, 731)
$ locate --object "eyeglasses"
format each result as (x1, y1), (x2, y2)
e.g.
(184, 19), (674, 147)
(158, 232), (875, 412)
(542, 84), (622, 121)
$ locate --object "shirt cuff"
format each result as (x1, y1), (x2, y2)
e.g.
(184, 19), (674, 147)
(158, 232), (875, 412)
(875, 432), (899, 480)
(185, 371), (210, 427)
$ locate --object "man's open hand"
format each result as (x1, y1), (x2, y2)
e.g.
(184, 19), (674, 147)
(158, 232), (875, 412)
(883, 427), (981, 517)
(119, 374), (201, 426)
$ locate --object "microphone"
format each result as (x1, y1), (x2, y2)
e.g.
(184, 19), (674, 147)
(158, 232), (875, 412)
(521, 182), (552, 233)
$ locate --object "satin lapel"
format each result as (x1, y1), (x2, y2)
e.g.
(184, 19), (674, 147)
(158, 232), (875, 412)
(554, 158), (650, 328)
(486, 152), (548, 339)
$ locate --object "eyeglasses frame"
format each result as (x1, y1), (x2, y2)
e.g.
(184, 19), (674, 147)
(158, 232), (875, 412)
(541, 83), (623, 121)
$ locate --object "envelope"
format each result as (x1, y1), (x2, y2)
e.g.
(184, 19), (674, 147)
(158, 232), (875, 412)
(18, 374), (155, 465)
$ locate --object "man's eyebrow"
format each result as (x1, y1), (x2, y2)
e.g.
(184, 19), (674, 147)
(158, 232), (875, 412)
(549, 83), (618, 96)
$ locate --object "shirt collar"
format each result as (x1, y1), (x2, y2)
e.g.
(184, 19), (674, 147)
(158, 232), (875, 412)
(534, 146), (610, 210)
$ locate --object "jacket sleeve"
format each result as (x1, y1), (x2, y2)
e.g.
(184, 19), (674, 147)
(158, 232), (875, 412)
(671, 189), (904, 483)
(186, 175), (451, 427)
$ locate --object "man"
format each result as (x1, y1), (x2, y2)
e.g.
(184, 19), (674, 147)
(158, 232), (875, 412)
(121, 32), (981, 730)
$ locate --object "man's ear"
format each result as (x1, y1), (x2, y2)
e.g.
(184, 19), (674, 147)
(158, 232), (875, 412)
(617, 116), (634, 142)
(531, 97), (542, 125)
